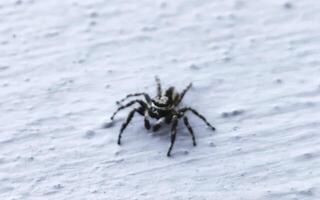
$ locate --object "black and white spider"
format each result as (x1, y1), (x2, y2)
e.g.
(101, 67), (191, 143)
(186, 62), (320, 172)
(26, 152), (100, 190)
(110, 77), (215, 156)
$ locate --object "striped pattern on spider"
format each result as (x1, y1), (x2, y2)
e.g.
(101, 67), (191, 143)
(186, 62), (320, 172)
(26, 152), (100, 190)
(110, 77), (216, 157)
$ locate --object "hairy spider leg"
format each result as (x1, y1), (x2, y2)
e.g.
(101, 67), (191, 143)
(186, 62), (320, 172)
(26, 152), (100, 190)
(167, 115), (179, 157)
(144, 110), (151, 130)
(153, 117), (166, 132)
(116, 93), (151, 105)
(118, 108), (140, 145)
(180, 107), (216, 131)
(183, 116), (196, 146)
(111, 100), (146, 120)
(155, 76), (162, 97)
(176, 83), (192, 105)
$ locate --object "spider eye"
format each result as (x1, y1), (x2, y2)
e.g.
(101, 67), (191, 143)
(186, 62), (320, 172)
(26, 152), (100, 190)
(159, 96), (168, 104)
(152, 96), (169, 107)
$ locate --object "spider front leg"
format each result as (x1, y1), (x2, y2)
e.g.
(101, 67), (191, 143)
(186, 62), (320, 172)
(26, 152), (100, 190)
(180, 107), (215, 131)
(110, 100), (146, 120)
(118, 107), (142, 145)
(167, 115), (179, 157)
(144, 110), (151, 130)
(153, 117), (165, 132)
(155, 76), (162, 98)
(116, 93), (151, 106)
(183, 116), (196, 146)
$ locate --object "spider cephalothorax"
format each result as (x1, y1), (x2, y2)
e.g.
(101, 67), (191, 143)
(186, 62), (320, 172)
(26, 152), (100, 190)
(110, 77), (215, 156)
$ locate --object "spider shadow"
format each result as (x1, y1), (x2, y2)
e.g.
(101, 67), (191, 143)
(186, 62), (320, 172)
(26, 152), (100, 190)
(107, 117), (200, 156)
(101, 118), (122, 129)
(148, 122), (189, 137)
(147, 122), (195, 150)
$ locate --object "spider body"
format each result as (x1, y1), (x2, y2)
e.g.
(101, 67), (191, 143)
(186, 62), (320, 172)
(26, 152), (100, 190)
(110, 77), (215, 156)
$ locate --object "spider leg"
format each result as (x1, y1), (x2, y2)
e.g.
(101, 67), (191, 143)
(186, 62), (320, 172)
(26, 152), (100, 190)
(111, 100), (146, 120)
(165, 115), (173, 124)
(116, 93), (151, 105)
(155, 76), (162, 97)
(118, 108), (139, 145)
(183, 116), (196, 146)
(153, 117), (165, 132)
(176, 83), (192, 105)
(144, 110), (151, 130)
(167, 115), (179, 157)
(180, 107), (215, 131)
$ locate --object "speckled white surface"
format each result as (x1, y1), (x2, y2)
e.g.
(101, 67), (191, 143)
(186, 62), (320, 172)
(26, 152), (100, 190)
(1, 0), (320, 199)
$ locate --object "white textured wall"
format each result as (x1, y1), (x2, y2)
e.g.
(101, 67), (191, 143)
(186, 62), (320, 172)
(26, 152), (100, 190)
(1, 0), (320, 199)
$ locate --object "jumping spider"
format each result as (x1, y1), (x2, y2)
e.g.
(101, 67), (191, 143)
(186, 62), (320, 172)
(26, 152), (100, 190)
(110, 77), (215, 156)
